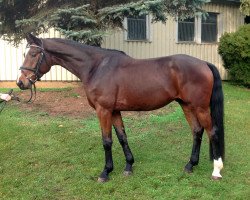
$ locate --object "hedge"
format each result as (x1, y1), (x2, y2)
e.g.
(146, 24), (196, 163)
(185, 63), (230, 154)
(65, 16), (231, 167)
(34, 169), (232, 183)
(218, 24), (250, 86)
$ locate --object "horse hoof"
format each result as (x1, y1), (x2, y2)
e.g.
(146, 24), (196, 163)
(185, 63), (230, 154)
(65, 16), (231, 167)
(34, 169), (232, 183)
(184, 167), (193, 174)
(124, 171), (132, 176)
(211, 176), (222, 181)
(97, 177), (109, 183)
(184, 162), (193, 174)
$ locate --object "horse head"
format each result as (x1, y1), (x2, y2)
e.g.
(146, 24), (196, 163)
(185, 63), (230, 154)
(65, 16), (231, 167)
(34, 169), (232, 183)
(17, 33), (51, 90)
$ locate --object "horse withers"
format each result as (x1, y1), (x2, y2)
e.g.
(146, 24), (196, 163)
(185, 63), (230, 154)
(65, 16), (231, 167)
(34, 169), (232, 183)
(17, 33), (224, 182)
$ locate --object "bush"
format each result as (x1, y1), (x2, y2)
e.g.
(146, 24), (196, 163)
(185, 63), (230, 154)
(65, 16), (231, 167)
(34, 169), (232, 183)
(218, 24), (250, 86)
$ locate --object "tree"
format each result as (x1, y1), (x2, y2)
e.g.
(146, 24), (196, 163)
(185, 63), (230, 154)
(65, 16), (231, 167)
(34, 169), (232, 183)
(0, 0), (209, 46)
(240, 0), (250, 16)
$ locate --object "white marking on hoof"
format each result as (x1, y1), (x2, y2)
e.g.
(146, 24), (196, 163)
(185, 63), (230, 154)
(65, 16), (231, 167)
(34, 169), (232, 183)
(212, 157), (223, 178)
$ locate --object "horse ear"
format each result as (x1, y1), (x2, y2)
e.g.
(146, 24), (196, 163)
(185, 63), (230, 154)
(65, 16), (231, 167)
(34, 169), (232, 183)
(26, 33), (42, 46)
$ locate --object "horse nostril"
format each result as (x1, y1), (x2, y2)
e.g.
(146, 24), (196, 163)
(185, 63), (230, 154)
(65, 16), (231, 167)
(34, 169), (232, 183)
(17, 80), (21, 86)
(17, 80), (24, 89)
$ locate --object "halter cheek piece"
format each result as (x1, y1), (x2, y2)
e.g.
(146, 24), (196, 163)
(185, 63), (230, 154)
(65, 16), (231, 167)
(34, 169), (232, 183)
(19, 45), (46, 84)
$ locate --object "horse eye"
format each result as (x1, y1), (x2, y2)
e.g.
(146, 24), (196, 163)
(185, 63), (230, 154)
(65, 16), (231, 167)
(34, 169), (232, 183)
(31, 53), (36, 57)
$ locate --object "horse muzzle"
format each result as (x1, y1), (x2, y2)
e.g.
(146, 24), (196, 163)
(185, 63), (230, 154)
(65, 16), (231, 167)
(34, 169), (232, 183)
(17, 80), (31, 90)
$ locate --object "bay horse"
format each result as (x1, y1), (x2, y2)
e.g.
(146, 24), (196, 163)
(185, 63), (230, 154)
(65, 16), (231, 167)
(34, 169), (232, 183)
(17, 33), (225, 182)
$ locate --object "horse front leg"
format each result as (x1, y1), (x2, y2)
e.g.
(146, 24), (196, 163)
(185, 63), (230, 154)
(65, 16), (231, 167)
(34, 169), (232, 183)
(112, 111), (134, 176)
(96, 106), (113, 182)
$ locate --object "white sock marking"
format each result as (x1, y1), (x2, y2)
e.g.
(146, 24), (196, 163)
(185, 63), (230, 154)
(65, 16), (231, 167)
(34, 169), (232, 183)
(212, 157), (223, 178)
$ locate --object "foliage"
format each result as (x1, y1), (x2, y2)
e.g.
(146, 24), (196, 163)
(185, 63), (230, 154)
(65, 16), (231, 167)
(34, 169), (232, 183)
(0, 83), (249, 199)
(0, 0), (209, 46)
(240, 0), (250, 15)
(218, 25), (250, 86)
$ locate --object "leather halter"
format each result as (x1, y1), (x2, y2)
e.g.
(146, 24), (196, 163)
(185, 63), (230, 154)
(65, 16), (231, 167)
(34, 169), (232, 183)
(19, 44), (46, 84)
(19, 44), (47, 103)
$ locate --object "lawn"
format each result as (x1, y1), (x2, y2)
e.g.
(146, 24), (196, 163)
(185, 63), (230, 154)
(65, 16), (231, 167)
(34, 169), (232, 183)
(0, 82), (249, 200)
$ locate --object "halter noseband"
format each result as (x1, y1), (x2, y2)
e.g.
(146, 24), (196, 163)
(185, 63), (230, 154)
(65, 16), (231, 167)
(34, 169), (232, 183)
(19, 44), (46, 84)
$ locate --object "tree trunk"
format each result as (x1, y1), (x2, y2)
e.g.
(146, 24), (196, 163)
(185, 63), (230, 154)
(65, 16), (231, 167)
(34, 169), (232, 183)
(90, 0), (98, 14)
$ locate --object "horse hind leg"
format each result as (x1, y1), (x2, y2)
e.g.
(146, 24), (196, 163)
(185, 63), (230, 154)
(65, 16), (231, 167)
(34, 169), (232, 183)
(196, 107), (224, 180)
(185, 127), (204, 173)
(112, 111), (134, 176)
(181, 104), (204, 173)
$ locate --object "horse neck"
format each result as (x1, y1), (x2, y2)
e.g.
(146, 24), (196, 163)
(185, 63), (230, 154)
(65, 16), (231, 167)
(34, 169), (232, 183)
(44, 39), (102, 83)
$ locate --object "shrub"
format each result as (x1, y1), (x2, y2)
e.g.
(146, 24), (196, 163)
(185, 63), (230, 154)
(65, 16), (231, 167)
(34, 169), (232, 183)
(218, 24), (250, 86)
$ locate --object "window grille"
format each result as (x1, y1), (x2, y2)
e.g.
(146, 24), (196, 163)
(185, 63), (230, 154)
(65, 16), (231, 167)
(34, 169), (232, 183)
(177, 13), (218, 43)
(178, 17), (195, 42)
(127, 15), (147, 40)
(201, 13), (218, 42)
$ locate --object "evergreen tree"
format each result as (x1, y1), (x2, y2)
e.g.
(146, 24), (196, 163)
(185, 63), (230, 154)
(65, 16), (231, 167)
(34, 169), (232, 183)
(240, 0), (250, 16)
(0, 0), (209, 46)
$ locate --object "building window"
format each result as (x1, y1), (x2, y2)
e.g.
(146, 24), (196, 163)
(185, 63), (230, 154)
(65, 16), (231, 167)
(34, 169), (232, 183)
(178, 17), (195, 42)
(124, 15), (150, 41)
(177, 12), (219, 43)
(201, 13), (218, 42)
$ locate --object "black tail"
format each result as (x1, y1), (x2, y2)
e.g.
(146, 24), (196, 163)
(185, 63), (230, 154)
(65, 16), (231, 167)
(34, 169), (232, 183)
(206, 62), (225, 161)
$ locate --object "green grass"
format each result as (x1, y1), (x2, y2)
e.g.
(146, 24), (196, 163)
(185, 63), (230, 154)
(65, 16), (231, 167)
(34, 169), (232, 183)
(0, 82), (249, 199)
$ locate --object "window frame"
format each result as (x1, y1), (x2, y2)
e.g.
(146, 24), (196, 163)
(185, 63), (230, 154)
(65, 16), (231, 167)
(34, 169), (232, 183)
(124, 15), (152, 42)
(177, 17), (196, 43)
(201, 12), (219, 43)
(177, 12), (220, 44)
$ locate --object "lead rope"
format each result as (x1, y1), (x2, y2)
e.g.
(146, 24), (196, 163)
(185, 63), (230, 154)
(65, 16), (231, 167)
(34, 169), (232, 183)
(27, 83), (37, 103)
(0, 84), (37, 114)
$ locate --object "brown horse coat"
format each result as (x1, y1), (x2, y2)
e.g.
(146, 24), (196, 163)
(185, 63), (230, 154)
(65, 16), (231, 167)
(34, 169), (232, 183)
(17, 34), (224, 182)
